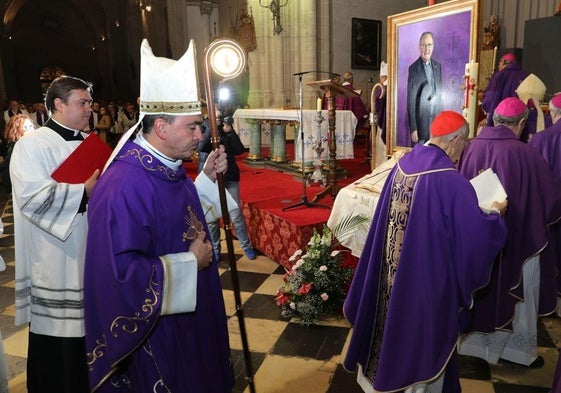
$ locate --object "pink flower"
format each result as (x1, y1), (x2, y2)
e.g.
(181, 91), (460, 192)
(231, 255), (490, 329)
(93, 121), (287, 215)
(275, 292), (291, 306)
(289, 302), (296, 310)
(297, 283), (312, 295)
(320, 293), (329, 301)
(319, 265), (328, 272)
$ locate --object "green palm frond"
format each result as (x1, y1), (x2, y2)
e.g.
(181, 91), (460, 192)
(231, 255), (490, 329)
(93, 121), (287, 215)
(331, 213), (370, 247)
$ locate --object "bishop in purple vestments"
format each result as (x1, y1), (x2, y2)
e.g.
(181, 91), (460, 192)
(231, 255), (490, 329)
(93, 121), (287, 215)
(528, 94), (561, 307)
(481, 53), (528, 126)
(344, 111), (507, 392)
(458, 97), (561, 367)
(335, 71), (369, 132)
(84, 39), (234, 392)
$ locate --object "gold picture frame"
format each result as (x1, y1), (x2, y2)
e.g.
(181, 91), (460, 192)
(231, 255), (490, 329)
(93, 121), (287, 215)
(386, 0), (480, 154)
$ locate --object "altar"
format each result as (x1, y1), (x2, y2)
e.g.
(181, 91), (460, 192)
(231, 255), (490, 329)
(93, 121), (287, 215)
(326, 150), (406, 257)
(233, 108), (357, 163)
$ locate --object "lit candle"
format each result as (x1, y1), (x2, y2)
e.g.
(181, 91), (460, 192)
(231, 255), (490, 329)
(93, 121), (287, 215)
(317, 97), (322, 112)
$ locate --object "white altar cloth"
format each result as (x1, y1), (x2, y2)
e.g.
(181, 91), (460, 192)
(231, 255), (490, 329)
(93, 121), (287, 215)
(327, 150), (407, 257)
(233, 109), (357, 161)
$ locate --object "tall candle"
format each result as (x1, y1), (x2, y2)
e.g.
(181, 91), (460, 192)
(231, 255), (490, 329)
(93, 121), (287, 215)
(317, 97), (322, 112)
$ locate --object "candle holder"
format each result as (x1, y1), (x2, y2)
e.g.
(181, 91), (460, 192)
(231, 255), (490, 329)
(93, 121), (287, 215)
(309, 110), (326, 186)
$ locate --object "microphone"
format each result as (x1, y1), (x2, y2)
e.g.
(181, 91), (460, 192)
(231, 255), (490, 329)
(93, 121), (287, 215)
(293, 71), (315, 76)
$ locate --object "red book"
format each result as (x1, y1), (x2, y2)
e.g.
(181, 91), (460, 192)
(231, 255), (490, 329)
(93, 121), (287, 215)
(51, 133), (113, 184)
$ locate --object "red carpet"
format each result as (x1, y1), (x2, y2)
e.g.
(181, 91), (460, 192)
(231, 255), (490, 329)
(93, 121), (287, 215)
(185, 139), (371, 267)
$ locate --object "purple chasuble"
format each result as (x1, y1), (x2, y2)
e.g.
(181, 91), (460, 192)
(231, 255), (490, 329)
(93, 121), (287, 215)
(458, 125), (561, 331)
(343, 145), (506, 392)
(84, 140), (234, 392)
(529, 120), (561, 296)
(335, 84), (369, 131)
(481, 63), (528, 126)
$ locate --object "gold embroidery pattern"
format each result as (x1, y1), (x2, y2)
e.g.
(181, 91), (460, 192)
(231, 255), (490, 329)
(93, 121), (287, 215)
(86, 267), (160, 373)
(182, 206), (204, 242)
(110, 267), (160, 337)
(118, 148), (180, 180)
(86, 334), (107, 370)
(365, 169), (417, 382)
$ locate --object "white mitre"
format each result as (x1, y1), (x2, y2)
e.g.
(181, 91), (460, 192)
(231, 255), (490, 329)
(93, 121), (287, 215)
(103, 39), (201, 172)
(139, 39), (201, 116)
(516, 73), (546, 134)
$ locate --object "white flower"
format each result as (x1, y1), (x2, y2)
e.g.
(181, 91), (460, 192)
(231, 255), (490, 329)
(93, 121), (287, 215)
(292, 259), (305, 271)
(319, 265), (328, 272)
(289, 302), (296, 310)
(289, 249), (303, 262)
(330, 250), (341, 257)
(320, 293), (329, 301)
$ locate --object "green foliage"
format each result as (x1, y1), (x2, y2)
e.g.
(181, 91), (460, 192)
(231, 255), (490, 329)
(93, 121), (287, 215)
(275, 225), (355, 326)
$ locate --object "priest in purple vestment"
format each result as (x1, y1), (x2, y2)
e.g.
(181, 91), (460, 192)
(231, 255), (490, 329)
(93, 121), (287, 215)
(457, 97), (561, 368)
(344, 111), (507, 393)
(83, 39), (234, 392)
(335, 71), (369, 132)
(528, 93), (561, 314)
(481, 53), (528, 126)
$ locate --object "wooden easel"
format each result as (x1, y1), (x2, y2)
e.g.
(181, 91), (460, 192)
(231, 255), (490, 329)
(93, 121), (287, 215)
(307, 79), (360, 203)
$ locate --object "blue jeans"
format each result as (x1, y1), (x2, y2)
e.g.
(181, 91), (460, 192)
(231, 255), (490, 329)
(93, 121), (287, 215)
(207, 180), (252, 253)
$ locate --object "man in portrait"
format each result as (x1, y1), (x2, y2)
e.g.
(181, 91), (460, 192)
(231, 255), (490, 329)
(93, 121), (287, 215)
(407, 31), (442, 145)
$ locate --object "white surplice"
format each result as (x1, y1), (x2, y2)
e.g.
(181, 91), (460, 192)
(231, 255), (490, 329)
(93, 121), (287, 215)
(10, 126), (88, 338)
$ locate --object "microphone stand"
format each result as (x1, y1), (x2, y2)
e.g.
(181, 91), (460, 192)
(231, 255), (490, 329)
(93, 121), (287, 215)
(283, 72), (330, 211)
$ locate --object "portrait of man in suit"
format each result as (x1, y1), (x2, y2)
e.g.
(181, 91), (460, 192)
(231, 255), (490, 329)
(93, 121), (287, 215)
(407, 31), (442, 145)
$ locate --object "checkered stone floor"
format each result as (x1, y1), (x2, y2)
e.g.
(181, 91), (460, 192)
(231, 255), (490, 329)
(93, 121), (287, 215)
(0, 196), (559, 392)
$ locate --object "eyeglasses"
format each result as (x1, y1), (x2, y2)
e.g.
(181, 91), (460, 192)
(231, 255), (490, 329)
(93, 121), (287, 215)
(419, 43), (433, 49)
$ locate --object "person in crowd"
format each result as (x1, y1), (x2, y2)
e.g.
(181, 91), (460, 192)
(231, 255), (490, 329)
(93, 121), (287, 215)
(94, 106), (112, 142)
(197, 108), (221, 174)
(106, 101), (121, 146)
(407, 31), (442, 145)
(10, 75), (100, 392)
(30, 102), (50, 128)
(1, 114), (34, 192)
(85, 101), (100, 133)
(116, 101), (138, 135)
(0, 217), (8, 393)
(528, 93), (561, 316)
(335, 71), (369, 133)
(83, 39), (234, 392)
(200, 115), (256, 261)
(481, 53), (528, 126)
(457, 97), (561, 368)
(3, 100), (27, 124)
(344, 111), (507, 393)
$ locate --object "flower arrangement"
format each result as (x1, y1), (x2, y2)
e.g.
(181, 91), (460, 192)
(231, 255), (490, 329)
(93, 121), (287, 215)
(276, 215), (368, 326)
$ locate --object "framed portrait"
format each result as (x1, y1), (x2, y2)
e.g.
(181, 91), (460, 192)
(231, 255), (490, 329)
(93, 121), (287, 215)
(386, 0), (479, 153)
(351, 18), (381, 70)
